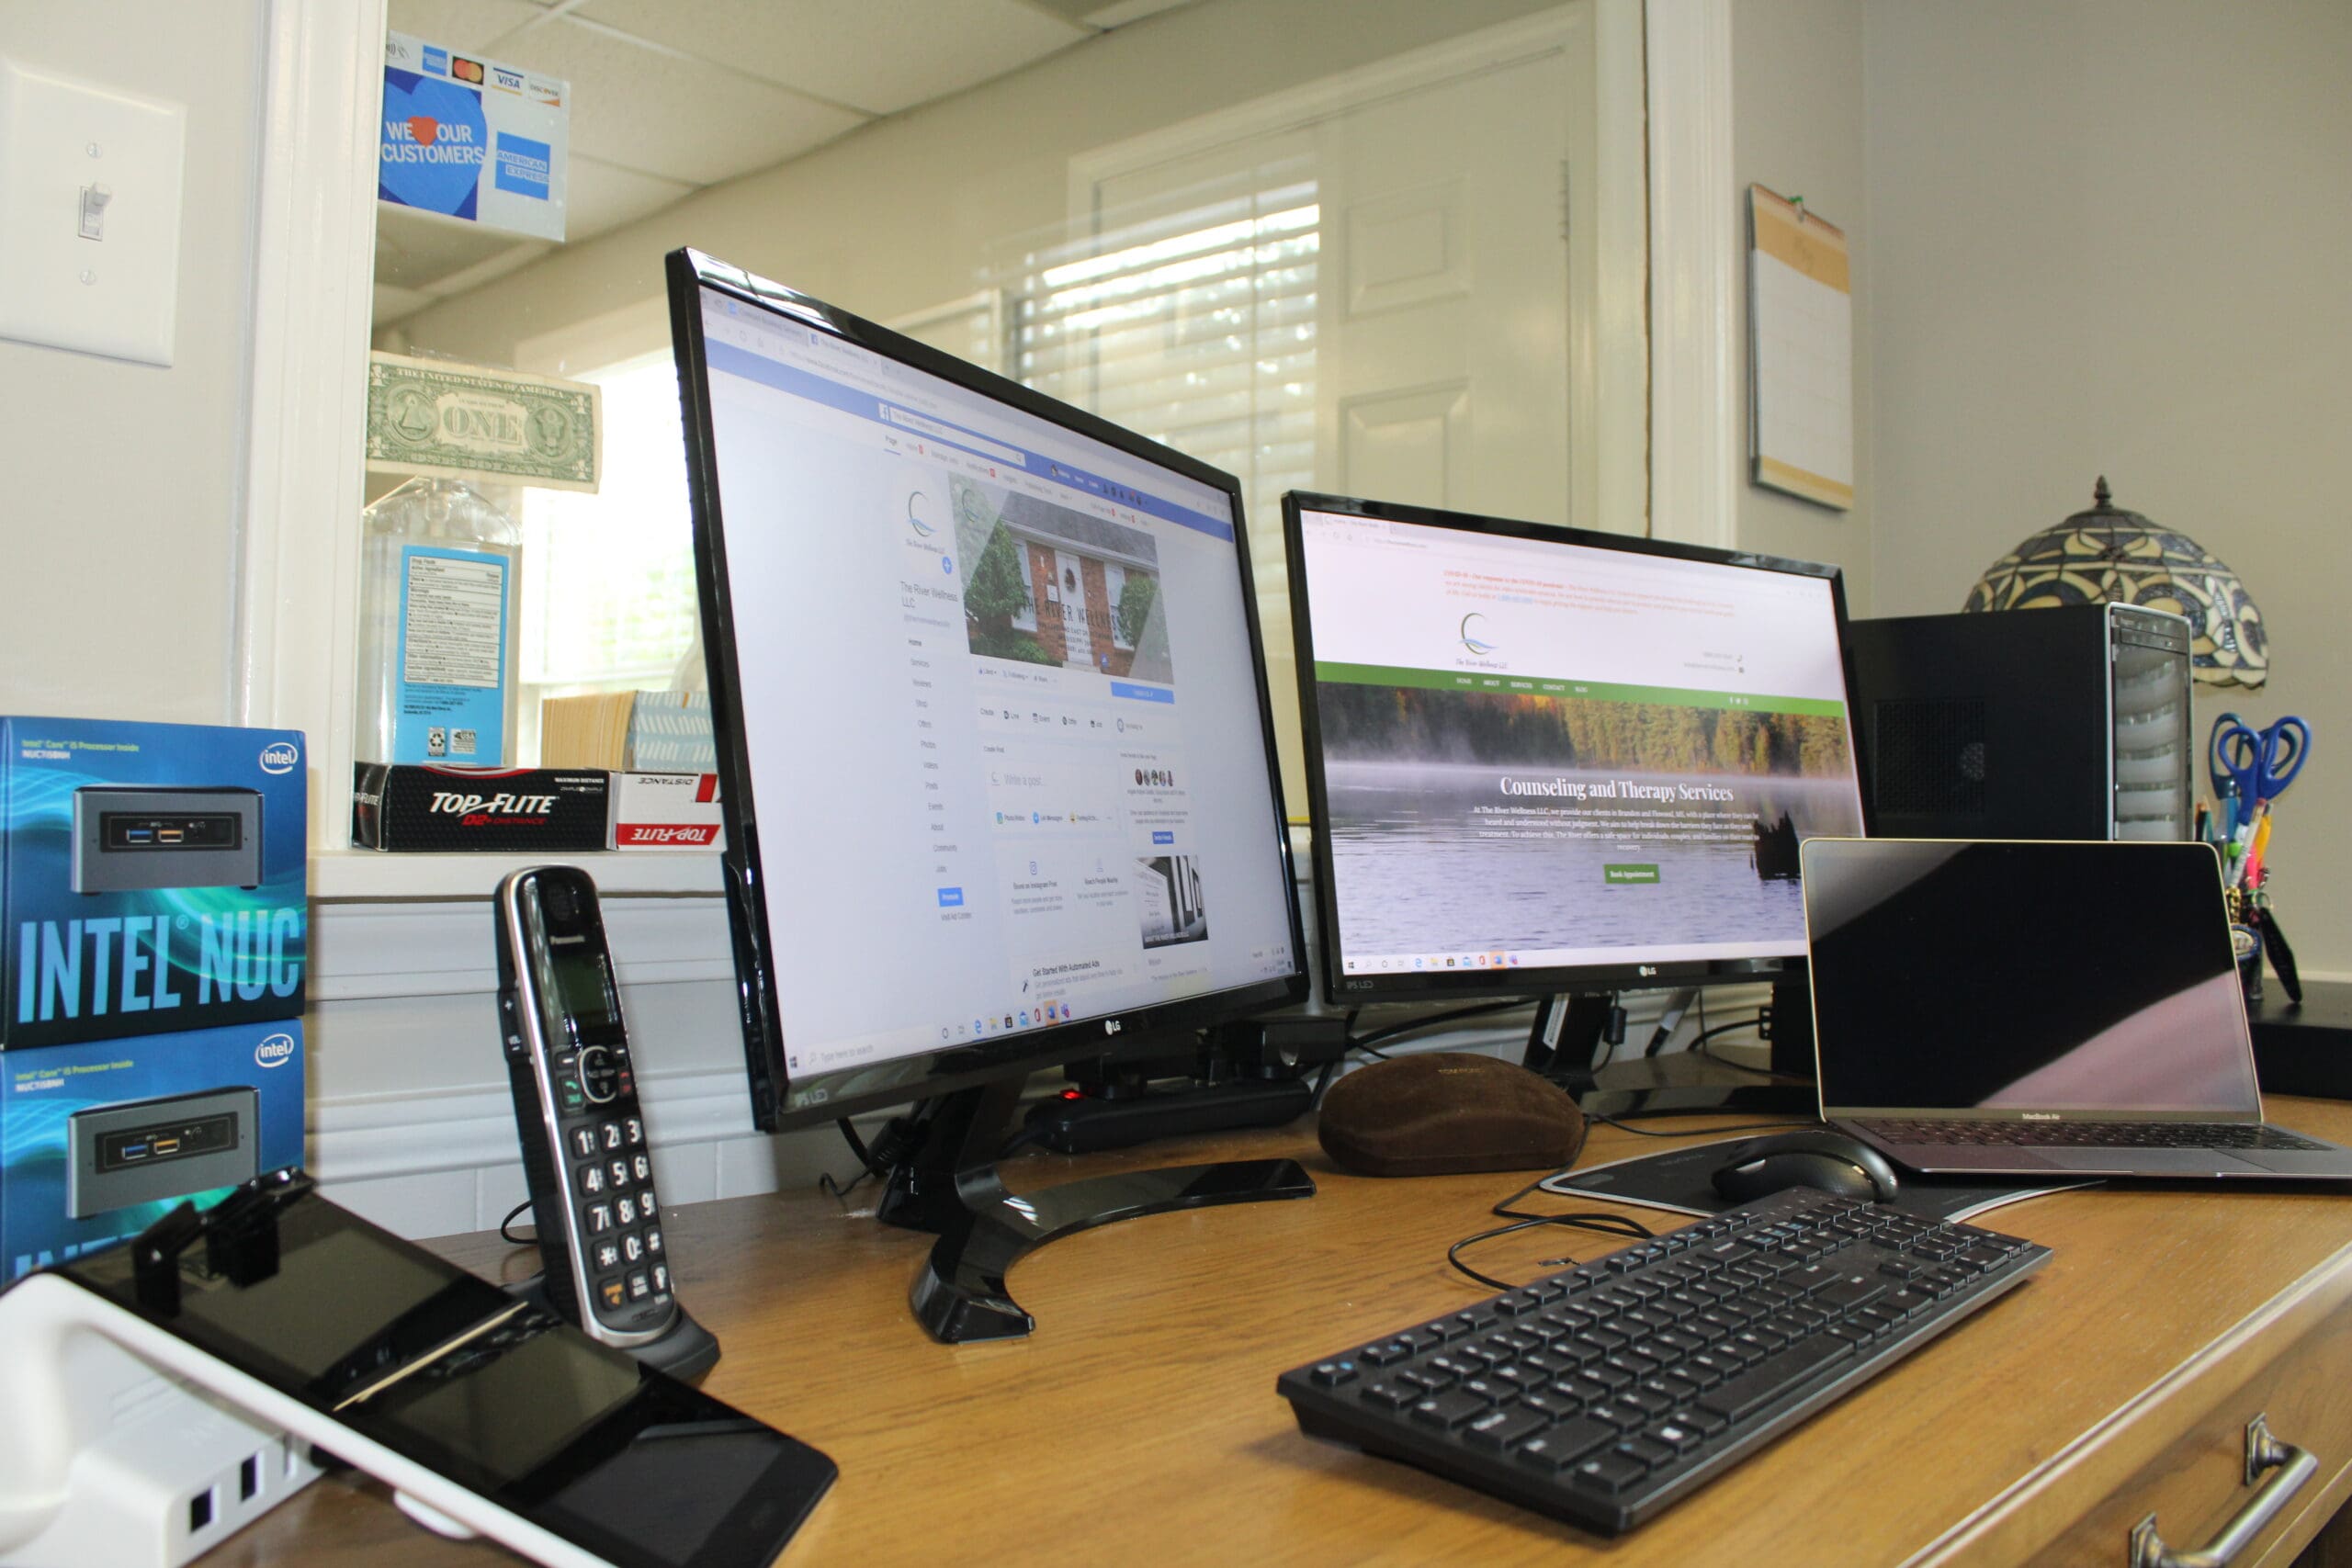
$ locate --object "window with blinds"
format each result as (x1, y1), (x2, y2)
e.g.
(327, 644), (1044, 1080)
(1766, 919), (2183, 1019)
(518, 352), (700, 697)
(1000, 171), (1321, 638)
(514, 177), (1323, 762)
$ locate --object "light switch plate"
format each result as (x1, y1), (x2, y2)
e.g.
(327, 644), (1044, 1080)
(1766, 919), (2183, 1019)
(0, 56), (186, 366)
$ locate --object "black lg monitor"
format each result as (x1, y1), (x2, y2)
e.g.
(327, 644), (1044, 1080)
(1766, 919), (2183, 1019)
(1283, 492), (1868, 1113)
(667, 250), (1309, 1340)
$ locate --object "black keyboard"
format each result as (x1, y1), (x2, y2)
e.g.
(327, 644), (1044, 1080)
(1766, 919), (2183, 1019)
(1275, 1187), (2048, 1535)
(1869, 1118), (2329, 1151)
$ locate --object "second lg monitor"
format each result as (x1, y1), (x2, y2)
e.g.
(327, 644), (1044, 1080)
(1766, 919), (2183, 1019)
(1285, 493), (1866, 1001)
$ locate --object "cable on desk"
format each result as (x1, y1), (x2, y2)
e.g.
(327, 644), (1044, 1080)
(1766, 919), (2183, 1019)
(1349, 998), (1538, 1058)
(1690, 1010), (1773, 1074)
(1443, 1174), (1657, 1292)
(1588, 1112), (1815, 1140)
(499, 1200), (534, 1245)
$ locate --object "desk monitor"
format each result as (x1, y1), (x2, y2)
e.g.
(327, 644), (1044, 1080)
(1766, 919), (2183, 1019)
(1283, 492), (1868, 1113)
(667, 250), (1308, 1341)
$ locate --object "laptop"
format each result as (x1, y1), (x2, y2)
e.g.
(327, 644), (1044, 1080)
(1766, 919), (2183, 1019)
(1801, 838), (2352, 1179)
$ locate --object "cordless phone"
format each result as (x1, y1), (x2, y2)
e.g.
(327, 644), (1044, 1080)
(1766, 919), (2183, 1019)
(494, 865), (679, 1346)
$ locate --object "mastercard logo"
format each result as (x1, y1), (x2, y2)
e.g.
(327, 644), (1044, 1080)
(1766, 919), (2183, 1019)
(451, 56), (484, 85)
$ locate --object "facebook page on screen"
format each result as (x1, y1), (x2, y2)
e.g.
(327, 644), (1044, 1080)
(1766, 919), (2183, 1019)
(1296, 509), (1865, 978)
(699, 293), (1294, 1078)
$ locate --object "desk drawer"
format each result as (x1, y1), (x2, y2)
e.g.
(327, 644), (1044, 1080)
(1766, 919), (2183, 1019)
(1945, 1274), (2352, 1566)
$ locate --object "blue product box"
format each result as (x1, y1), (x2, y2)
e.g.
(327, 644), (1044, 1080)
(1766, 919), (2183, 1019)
(2, 1019), (305, 1281)
(2, 717), (308, 1050)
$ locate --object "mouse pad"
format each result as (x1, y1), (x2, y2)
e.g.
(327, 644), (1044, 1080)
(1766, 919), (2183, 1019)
(1540, 1140), (2099, 1224)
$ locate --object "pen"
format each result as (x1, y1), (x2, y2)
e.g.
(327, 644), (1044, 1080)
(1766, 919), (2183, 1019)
(2221, 781), (2241, 845)
(2245, 809), (2274, 888)
(2194, 799), (2211, 844)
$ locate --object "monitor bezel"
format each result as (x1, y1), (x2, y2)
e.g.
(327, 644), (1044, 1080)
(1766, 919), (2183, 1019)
(1283, 489), (1871, 1007)
(667, 248), (1309, 1133)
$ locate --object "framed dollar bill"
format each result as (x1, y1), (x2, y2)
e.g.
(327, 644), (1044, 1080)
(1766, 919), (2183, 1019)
(366, 352), (601, 492)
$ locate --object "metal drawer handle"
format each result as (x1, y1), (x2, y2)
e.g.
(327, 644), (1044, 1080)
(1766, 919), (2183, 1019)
(2130, 1413), (2317, 1568)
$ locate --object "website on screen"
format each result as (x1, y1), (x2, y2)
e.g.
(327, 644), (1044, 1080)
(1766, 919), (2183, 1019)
(1297, 510), (1864, 977)
(700, 294), (1293, 1077)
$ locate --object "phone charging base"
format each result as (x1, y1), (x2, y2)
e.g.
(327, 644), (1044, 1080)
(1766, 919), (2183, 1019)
(503, 1275), (721, 1383)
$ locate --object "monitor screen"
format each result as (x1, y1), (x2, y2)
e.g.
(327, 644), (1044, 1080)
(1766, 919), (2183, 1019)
(1804, 839), (2259, 1115)
(1285, 492), (1867, 1002)
(669, 252), (1305, 1129)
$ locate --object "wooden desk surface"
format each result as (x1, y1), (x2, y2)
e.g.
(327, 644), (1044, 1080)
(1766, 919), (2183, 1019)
(206, 1099), (2352, 1566)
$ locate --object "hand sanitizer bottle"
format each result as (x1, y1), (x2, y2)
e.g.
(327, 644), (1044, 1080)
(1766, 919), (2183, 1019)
(355, 478), (523, 766)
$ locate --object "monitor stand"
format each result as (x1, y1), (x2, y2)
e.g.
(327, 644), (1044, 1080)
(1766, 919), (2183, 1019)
(1523, 972), (1821, 1122)
(873, 1072), (1314, 1344)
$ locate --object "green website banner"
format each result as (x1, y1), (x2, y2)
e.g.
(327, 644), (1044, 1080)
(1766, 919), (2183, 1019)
(1313, 660), (1847, 719)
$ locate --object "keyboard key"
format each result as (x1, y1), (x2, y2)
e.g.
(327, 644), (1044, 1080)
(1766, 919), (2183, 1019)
(1360, 1382), (1415, 1410)
(1815, 1275), (1889, 1314)
(1308, 1360), (1358, 1388)
(1573, 1451), (1648, 1493)
(1411, 1391), (1490, 1430)
(1646, 1420), (1702, 1453)
(1518, 1420), (1613, 1472)
(1464, 1407), (1549, 1450)
(1700, 1337), (1858, 1424)
(1617, 1436), (1679, 1469)
(1516, 1391), (1576, 1422)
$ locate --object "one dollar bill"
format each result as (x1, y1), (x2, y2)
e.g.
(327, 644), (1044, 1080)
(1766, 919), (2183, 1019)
(366, 351), (602, 491)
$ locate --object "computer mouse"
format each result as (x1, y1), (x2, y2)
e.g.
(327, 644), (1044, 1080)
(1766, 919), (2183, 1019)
(1709, 1129), (1900, 1204)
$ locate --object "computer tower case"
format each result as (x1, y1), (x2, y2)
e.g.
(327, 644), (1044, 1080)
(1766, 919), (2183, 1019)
(1848, 604), (2193, 840)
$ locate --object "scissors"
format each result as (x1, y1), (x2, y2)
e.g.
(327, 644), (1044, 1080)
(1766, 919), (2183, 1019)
(2208, 713), (2311, 809)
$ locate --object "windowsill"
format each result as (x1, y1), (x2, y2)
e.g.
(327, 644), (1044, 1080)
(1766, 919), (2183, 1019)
(311, 848), (724, 903)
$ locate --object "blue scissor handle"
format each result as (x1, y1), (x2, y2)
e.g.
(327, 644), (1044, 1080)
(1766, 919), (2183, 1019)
(2209, 713), (2254, 800)
(2258, 716), (2311, 799)
(2210, 715), (2309, 807)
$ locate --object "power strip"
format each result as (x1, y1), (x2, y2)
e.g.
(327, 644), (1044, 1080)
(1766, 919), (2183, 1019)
(1, 1332), (319, 1567)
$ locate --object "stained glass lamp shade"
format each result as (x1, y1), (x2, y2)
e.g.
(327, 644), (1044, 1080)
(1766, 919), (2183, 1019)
(1965, 477), (2266, 689)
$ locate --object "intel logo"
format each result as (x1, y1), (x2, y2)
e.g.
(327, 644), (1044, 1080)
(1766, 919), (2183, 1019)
(254, 1032), (296, 1068)
(259, 741), (300, 774)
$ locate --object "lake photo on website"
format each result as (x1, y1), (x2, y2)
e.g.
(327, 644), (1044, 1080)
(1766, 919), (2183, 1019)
(1325, 760), (1861, 955)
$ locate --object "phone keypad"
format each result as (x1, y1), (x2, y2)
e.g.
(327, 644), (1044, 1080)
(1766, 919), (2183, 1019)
(560, 1089), (671, 1330)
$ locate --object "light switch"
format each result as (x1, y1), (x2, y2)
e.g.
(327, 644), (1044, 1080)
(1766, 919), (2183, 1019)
(0, 56), (186, 367)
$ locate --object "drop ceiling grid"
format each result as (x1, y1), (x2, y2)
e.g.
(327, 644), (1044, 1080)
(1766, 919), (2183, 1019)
(571, 0), (1094, 116)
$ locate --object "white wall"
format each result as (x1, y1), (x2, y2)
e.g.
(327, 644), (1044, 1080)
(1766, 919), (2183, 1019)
(0, 1), (263, 724)
(1864, 0), (2352, 975)
(1729, 0), (1871, 611)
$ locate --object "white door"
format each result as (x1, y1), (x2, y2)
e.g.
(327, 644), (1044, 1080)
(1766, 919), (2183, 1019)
(1079, 17), (1601, 805)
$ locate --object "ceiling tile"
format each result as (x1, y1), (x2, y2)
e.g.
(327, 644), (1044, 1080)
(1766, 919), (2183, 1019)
(478, 17), (867, 185)
(566, 154), (697, 242)
(372, 284), (435, 326)
(375, 205), (533, 289)
(385, 0), (552, 54)
(573, 0), (1090, 115)
(422, 239), (556, 299)
(1069, 0), (1201, 28)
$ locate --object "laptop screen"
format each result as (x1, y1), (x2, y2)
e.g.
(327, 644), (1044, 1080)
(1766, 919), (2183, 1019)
(1804, 840), (2262, 1116)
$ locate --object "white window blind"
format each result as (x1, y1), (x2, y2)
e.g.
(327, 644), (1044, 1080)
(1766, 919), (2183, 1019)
(1000, 169), (1320, 637)
(519, 353), (699, 693)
